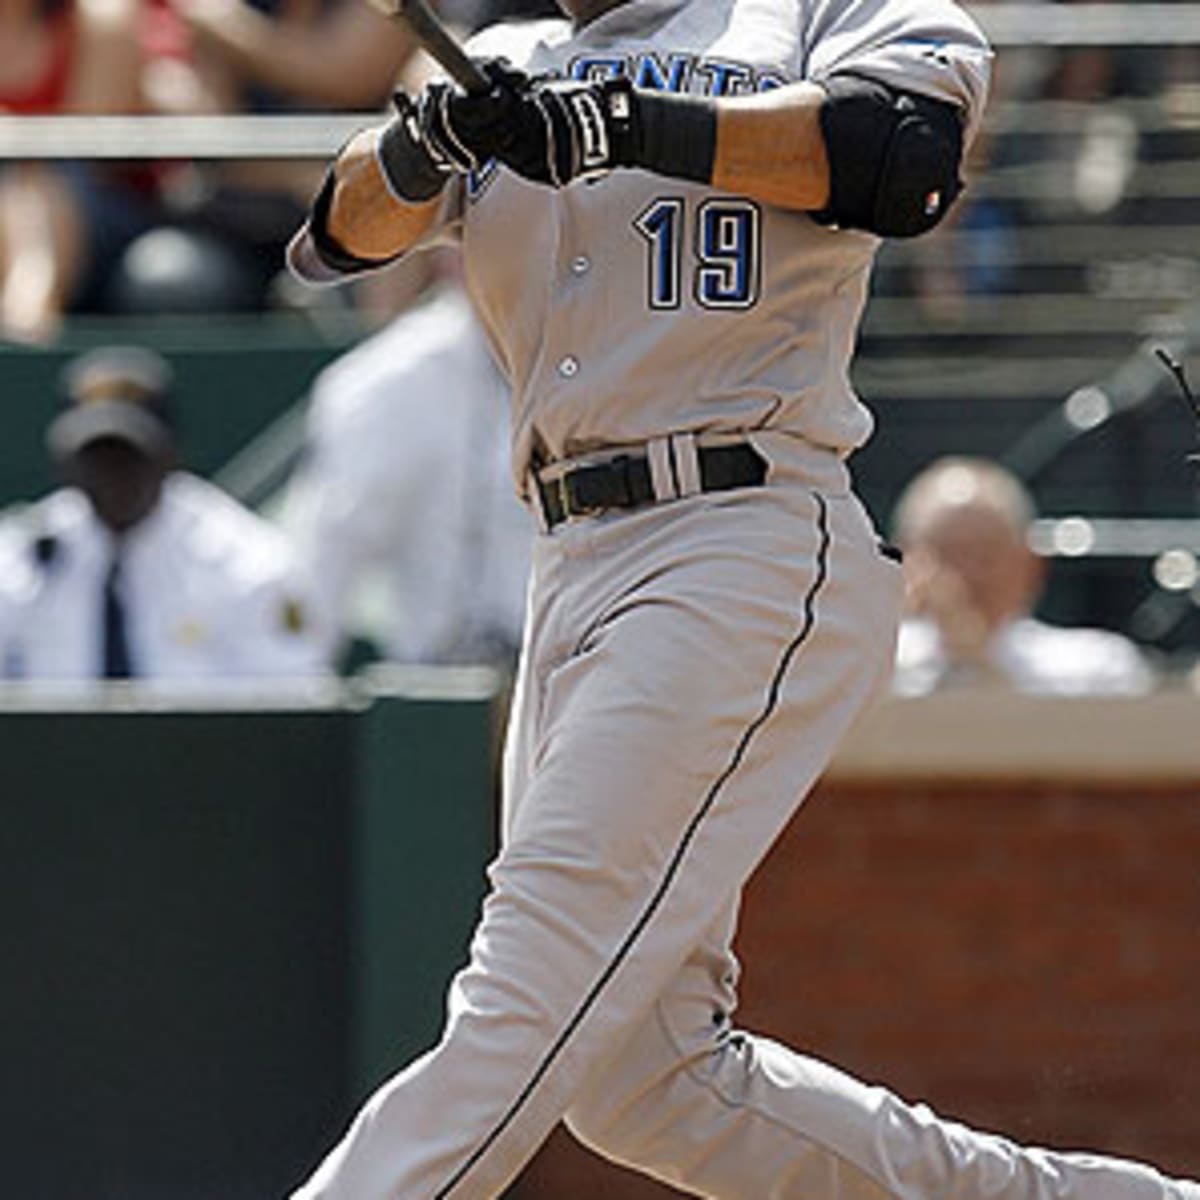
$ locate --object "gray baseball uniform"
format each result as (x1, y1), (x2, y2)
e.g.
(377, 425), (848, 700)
(289, 2), (1200, 1198)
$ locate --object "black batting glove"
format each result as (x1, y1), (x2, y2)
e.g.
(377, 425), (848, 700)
(418, 59), (531, 175)
(498, 76), (718, 190)
(396, 66), (719, 193)
(376, 92), (452, 202)
(494, 78), (637, 187)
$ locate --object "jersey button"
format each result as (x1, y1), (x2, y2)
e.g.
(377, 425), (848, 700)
(558, 355), (580, 378)
(571, 255), (590, 275)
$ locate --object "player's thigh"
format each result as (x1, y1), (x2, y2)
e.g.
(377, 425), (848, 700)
(483, 488), (901, 1031)
(431, 488), (900, 1176)
(505, 486), (899, 872)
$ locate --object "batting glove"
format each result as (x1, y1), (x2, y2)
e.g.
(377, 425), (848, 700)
(499, 77), (718, 190)
(418, 59), (531, 175)
(375, 92), (453, 202)
(497, 78), (636, 187)
(405, 67), (717, 193)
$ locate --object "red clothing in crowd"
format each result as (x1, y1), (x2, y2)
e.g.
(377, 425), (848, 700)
(0, 6), (74, 113)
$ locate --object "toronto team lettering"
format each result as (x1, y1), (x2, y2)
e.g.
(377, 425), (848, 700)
(569, 52), (787, 95)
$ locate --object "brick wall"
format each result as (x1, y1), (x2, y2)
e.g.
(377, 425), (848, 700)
(510, 779), (1200, 1196)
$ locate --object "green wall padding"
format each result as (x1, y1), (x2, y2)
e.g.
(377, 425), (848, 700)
(0, 679), (498, 1199)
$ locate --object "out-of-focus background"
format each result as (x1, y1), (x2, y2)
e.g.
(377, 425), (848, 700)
(2, 2), (1199, 1196)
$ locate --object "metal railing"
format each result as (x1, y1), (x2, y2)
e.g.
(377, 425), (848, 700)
(0, 113), (367, 161)
(970, 3), (1200, 45)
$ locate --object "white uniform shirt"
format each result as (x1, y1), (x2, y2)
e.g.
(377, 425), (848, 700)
(284, 287), (533, 664)
(429, 0), (993, 491)
(0, 473), (328, 685)
(894, 615), (1157, 696)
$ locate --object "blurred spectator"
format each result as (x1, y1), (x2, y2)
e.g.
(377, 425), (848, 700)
(282, 260), (532, 668)
(896, 0), (1186, 326)
(999, 1), (1175, 228)
(891, 456), (1155, 695)
(0, 345), (328, 684)
(121, 0), (420, 314)
(168, 0), (415, 110)
(0, 0), (169, 342)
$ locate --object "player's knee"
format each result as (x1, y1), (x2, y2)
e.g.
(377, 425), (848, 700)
(562, 1085), (624, 1155)
(565, 993), (724, 1158)
(565, 1015), (672, 1154)
(565, 1071), (669, 1166)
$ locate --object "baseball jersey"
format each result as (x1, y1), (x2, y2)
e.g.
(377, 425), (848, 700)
(425, 0), (993, 493)
(0, 474), (328, 686)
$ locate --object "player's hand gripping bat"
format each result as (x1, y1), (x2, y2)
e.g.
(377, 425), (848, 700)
(363, 0), (490, 94)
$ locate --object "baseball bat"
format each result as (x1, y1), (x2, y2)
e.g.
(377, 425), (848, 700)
(364, 0), (490, 94)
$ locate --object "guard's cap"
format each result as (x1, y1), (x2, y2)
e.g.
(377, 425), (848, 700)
(47, 346), (176, 461)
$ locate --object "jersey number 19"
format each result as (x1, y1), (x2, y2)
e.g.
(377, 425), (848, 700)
(634, 197), (762, 312)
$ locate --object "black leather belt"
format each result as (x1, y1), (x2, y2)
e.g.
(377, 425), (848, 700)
(537, 442), (767, 529)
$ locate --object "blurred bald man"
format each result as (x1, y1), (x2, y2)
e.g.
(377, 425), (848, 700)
(891, 457), (1154, 696)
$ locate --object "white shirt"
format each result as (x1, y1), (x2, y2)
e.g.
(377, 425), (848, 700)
(0, 473), (328, 686)
(894, 615), (1157, 697)
(284, 286), (533, 665)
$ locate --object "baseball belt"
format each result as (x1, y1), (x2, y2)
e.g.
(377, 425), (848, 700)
(536, 442), (767, 529)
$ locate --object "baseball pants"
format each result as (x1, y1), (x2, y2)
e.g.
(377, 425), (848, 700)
(291, 436), (1198, 1200)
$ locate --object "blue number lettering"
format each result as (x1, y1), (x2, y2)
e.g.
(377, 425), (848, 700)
(633, 197), (761, 311)
(695, 200), (761, 309)
(634, 197), (685, 309)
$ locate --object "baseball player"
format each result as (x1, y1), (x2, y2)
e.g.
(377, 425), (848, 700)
(287, 1), (1200, 1197)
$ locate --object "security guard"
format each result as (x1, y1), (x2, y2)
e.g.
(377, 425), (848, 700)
(0, 346), (328, 685)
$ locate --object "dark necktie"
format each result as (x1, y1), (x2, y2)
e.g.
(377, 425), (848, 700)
(102, 550), (135, 680)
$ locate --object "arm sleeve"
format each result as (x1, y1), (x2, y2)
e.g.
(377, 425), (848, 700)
(803, 0), (993, 146)
(226, 565), (332, 679)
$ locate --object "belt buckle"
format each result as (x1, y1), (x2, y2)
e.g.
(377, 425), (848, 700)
(556, 471), (574, 520)
(552, 455), (633, 523)
(557, 464), (606, 521)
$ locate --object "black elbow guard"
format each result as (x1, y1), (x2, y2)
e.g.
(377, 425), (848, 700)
(815, 74), (965, 239)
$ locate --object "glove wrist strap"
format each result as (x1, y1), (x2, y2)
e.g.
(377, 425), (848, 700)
(614, 83), (717, 184)
(377, 94), (452, 202)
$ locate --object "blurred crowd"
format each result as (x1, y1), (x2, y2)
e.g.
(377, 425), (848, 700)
(4, 0), (1200, 343)
(0, 327), (1175, 695)
(0, 0), (553, 691)
(881, 0), (1200, 321)
(0, 0), (559, 343)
